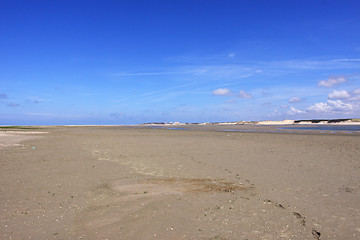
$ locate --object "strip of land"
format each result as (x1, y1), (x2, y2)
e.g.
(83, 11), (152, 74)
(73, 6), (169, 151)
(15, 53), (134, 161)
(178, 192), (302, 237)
(1, 126), (359, 239)
(144, 118), (360, 126)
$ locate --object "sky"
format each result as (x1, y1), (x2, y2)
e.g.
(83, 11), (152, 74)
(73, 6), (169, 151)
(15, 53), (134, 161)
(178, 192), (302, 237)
(1, 0), (360, 125)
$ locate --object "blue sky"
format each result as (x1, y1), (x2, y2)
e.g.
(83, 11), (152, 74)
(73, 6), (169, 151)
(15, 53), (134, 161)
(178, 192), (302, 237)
(1, 0), (360, 125)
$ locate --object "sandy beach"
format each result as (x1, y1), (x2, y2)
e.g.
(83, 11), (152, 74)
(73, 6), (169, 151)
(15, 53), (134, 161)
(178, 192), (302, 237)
(1, 126), (360, 239)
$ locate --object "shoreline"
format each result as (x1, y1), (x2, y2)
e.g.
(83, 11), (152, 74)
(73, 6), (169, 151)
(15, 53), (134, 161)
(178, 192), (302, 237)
(140, 124), (360, 136)
(2, 123), (360, 136)
(1, 118), (360, 128)
(143, 118), (360, 126)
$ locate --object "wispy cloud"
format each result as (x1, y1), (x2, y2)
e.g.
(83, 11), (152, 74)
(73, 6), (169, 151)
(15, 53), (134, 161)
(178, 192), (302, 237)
(318, 75), (347, 87)
(114, 71), (192, 77)
(0, 93), (7, 99)
(348, 88), (360, 101)
(124, 82), (210, 107)
(26, 97), (47, 104)
(288, 107), (305, 115)
(167, 51), (360, 69)
(141, 83), (196, 97)
(7, 103), (20, 107)
(132, 83), (203, 105)
(114, 64), (260, 83)
(331, 58), (360, 62)
(288, 97), (302, 103)
(226, 99), (237, 103)
(112, 57), (359, 89)
(25, 113), (56, 117)
(238, 90), (253, 99)
(241, 59), (359, 72)
(113, 97), (129, 103)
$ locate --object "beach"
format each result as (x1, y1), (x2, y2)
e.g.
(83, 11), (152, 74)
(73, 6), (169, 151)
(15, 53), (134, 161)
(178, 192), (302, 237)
(1, 126), (360, 239)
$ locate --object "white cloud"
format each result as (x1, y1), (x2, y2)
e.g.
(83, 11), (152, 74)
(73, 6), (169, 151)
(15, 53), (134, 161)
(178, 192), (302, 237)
(354, 89), (360, 95)
(328, 90), (350, 99)
(228, 53), (236, 58)
(213, 88), (231, 96)
(288, 107), (305, 115)
(238, 90), (253, 99)
(318, 75), (347, 87)
(307, 100), (353, 113)
(288, 97), (302, 103)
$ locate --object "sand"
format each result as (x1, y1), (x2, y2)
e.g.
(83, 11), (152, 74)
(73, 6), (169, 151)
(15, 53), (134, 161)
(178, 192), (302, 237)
(1, 126), (359, 239)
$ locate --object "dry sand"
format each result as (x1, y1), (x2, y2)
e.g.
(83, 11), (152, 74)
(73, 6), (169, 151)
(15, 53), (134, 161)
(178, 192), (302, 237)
(1, 126), (360, 239)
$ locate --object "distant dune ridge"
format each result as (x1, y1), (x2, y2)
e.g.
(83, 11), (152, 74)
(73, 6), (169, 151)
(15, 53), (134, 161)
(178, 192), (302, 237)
(257, 118), (360, 125)
(144, 118), (360, 126)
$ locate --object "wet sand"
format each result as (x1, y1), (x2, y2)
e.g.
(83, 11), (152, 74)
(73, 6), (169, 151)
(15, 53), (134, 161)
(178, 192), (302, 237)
(1, 126), (360, 239)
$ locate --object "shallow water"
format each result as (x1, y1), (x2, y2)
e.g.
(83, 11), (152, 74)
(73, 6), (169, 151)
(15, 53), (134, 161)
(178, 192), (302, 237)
(144, 124), (360, 134)
(223, 129), (282, 133)
(147, 126), (186, 130)
(278, 125), (360, 132)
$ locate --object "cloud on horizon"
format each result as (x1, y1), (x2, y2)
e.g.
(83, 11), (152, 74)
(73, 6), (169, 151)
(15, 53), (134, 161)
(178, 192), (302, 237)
(307, 99), (353, 113)
(328, 90), (350, 99)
